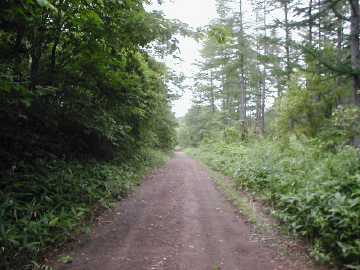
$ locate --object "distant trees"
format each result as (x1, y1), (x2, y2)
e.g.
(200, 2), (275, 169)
(187, 0), (360, 144)
(185, 1), (360, 267)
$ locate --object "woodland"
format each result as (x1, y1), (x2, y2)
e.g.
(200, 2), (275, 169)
(0, 0), (182, 268)
(179, 0), (360, 268)
(0, 0), (360, 269)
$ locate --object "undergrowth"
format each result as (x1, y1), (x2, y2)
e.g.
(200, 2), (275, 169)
(0, 148), (168, 270)
(188, 139), (360, 269)
(206, 169), (259, 226)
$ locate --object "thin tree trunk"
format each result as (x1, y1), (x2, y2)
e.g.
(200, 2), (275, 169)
(318, 0), (321, 47)
(309, 0), (313, 45)
(221, 71), (226, 111)
(350, 0), (360, 106)
(335, 16), (343, 105)
(29, 13), (46, 90)
(255, 8), (262, 133)
(30, 38), (42, 90)
(261, 2), (268, 134)
(14, 28), (24, 82)
(210, 71), (216, 113)
(283, 0), (291, 82)
(50, 38), (59, 83)
(348, 0), (360, 147)
(238, 0), (247, 122)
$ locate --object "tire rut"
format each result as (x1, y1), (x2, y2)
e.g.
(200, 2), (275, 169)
(54, 152), (319, 270)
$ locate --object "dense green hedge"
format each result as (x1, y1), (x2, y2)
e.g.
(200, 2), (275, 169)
(188, 139), (360, 268)
(0, 149), (167, 270)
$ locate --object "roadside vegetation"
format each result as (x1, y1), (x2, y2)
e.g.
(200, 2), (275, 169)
(187, 140), (360, 267)
(2, 149), (168, 270)
(0, 1), (181, 269)
(179, 0), (360, 268)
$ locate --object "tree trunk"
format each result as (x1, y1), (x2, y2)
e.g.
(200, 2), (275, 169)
(210, 71), (216, 113)
(335, 16), (343, 105)
(261, 2), (268, 134)
(283, 0), (291, 82)
(350, 0), (360, 106)
(255, 25), (262, 133)
(221, 71), (226, 111)
(238, 0), (247, 122)
(49, 38), (59, 83)
(318, 0), (322, 47)
(30, 38), (42, 90)
(29, 13), (46, 90)
(50, 7), (64, 84)
(309, 0), (313, 45)
(14, 28), (24, 82)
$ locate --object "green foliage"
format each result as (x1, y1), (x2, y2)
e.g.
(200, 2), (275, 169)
(177, 105), (224, 147)
(0, 149), (168, 270)
(189, 140), (360, 268)
(271, 73), (340, 137)
(208, 25), (231, 44)
(223, 127), (241, 144)
(0, 1), (178, 268)
(180, 0), (360, 268)
(318, 105), (360, 148)
(0, 0), (178, 168)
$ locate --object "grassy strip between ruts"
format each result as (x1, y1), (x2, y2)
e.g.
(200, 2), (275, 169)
(186, 139), (360, 269)
(0, 148), (170, 270)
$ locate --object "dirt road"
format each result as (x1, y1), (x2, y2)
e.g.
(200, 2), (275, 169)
(55, 152), (316, 270)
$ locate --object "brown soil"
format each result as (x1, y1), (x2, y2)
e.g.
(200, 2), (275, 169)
(53, 152), (323, 270)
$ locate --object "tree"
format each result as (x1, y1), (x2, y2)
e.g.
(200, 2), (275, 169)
(349, 0), (360, 105)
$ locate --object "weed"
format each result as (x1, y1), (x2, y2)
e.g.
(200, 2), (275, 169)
(188, 139), (360, 268)
(0, 149), (168, 269)
(57, 255), (73, 264)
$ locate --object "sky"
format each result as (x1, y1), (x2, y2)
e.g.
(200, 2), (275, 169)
(147, 0), (218, 117)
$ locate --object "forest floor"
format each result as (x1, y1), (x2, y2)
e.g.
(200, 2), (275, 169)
(51, 152), (328, 270)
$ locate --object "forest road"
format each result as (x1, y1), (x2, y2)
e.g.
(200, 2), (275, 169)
(55, 152), (311, 270)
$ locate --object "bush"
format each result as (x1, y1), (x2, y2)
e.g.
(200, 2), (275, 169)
(189, 139), (360, 268)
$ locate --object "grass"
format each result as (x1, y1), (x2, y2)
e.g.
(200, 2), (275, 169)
(0, 148), (169, 270)
(186, 139), (360, 269)
(206, 169), (259, 226)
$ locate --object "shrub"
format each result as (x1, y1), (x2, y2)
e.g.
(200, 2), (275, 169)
(189, 139), (360, 268)
(0, 149), (167, 270)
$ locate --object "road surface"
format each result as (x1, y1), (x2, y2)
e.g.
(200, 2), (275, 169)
(56, 152), (318, 270)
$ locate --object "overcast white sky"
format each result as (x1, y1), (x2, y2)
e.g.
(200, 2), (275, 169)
(148, 0), (218, 117)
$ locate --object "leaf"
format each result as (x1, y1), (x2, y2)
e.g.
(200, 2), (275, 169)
(58, 255), (73, 264)
(49, 217), (59, 226)
(36, 0), (57, 11)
